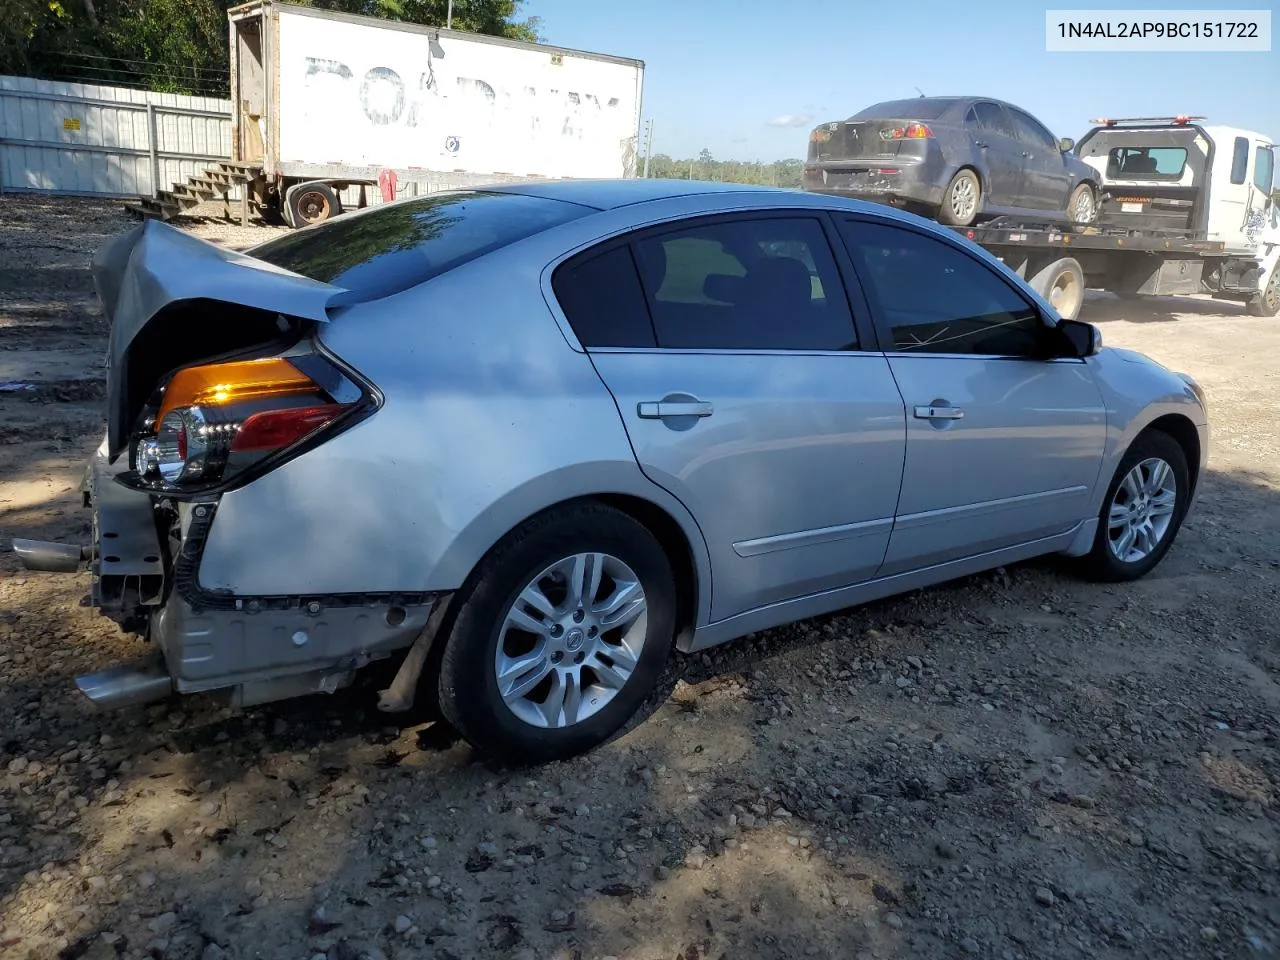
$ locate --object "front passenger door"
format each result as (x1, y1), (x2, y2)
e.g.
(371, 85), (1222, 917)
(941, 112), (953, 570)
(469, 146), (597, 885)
(834, 217), (1108, 576)
(1008, 107), (1073, 211)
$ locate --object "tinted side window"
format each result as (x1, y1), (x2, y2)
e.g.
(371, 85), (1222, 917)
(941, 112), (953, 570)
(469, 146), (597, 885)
(1008, 108), (1059, 151)
(963, 107), (983, 131)
(1230, 137), (1250, 184)
(552, 245), (656, 348)
(838, 220), (1046, 357)
(632, 218), (858, 351)
(1254, 145), (1275, 193)
(973, 102), (1015, 139)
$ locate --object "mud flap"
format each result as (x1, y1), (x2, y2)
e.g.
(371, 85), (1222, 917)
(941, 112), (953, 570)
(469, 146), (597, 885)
(376, 597), (451, 712)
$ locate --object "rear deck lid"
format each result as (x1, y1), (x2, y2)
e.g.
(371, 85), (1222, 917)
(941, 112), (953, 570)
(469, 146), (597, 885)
(810, 98), (955, 163)
(92, 220), (343, 462)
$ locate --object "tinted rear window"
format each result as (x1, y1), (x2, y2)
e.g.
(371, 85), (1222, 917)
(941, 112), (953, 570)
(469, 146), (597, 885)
(849, 98), (958, 121)
(249, 191), (591, 302)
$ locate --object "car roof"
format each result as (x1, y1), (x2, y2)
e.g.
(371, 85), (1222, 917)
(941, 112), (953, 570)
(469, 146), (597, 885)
(475, 178), (798, 211)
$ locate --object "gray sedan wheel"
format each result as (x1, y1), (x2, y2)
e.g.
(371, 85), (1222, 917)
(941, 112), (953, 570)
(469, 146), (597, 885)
(1068, 183), (1097, 224)
(937, 169), (982, 226)
(436, 502), (677, 764)
(1078, 430), (1190, 582)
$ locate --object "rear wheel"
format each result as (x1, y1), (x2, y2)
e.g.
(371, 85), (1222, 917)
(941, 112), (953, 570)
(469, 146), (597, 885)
(286, 181), (340, 227)
(1247, 267), (1280, 317)
(937, 169), (981, 226)
(1028, 257), (1085, 320)
(1068, 183), (1097, 224)
(436, 503), (677, 765)
(1076, 430), (1190, 583)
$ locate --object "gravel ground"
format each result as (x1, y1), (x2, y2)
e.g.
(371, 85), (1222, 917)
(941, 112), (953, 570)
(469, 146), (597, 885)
(0, 193), (1277, 960)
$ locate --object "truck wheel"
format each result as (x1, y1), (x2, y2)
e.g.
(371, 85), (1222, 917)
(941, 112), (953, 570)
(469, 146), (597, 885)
(1029, 257), (1085, 320)
(938, 169), (981, 226)
(286, 181), (340, 227)
(1068, 183), (1097, 224)
(1247, 268), (1280, 317)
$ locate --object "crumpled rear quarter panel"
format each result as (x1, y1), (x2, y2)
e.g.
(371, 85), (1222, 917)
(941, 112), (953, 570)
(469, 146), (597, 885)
(193, 250), (654, 598)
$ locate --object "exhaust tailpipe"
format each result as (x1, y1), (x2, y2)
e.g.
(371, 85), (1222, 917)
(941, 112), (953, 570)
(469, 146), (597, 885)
(76, 657), (173, 709)
(12, 539), (90, 573)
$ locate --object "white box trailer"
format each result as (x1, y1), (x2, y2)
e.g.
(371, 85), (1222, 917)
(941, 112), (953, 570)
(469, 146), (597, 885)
(225, 0), (645, 226)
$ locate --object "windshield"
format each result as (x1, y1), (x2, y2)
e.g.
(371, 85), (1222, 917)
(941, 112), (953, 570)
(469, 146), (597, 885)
(249, 191), (593, 302)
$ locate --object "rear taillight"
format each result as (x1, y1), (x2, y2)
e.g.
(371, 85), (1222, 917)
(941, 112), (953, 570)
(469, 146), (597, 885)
(879, 123), (933, 141)
(130, 352), (365, 493)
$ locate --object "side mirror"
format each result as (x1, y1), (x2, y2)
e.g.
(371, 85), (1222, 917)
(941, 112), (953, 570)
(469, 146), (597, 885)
(1057, 317), (1102, 357)
(1058, 137), (1075, 153)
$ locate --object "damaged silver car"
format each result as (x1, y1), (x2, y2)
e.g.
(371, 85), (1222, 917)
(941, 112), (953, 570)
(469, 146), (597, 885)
(13, 179), (1209, 764)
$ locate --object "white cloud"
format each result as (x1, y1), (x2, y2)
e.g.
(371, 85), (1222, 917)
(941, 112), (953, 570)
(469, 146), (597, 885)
(766, 113), (814, 128)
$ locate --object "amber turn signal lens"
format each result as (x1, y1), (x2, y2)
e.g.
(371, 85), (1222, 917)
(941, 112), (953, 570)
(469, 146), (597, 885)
(155, 358), (316, 427)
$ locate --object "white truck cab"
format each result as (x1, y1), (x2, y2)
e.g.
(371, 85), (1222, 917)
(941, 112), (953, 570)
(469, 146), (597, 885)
(1074, 116), (1278, 315)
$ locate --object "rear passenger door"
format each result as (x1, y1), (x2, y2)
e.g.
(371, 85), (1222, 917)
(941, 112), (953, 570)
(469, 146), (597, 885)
(550, 212), (908, 623)
(967, 101), (1026, 207)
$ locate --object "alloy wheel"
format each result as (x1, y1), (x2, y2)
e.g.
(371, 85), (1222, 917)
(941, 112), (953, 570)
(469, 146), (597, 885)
(1107, 457), (1178, 563)
(494, 552), (648, 729)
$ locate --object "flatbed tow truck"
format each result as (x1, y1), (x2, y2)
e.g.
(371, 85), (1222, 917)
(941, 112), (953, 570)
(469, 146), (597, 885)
(822, 115), (1280, 321)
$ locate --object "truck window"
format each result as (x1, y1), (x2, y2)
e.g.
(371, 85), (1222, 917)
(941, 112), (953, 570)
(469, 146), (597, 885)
(248, 191), (592, 303)
(1230, 137), (1249, 185)
(1253, 145), (1275, 193)
(1106, 147), (1187, 179)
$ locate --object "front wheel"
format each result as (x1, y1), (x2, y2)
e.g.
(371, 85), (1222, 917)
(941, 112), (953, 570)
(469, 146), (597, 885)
(1247, 267), (1280, 317)
(1076, 430), (1190, 583)
(1068, 183), (1097, 224)
(937, 169), (982, 226)
(436, 502), (677, 765)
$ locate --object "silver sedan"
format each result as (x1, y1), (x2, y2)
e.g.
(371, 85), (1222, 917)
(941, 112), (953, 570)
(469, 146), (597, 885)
(13, 179), (1209, 764)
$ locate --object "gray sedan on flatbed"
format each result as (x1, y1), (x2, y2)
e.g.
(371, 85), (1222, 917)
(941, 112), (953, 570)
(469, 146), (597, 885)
(803, 96), (1101, 227)
(14, 179), (1207, 764)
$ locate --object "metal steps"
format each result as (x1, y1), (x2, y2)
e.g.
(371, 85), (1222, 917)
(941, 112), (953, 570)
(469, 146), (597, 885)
(125, 161), (267, 226)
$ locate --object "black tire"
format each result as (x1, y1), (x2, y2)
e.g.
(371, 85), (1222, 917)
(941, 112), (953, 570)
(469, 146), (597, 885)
(1028, 257), (1085, 320)
(937, 169), (981, 226)
(286, 181), (340, 227)
(1076, 430), (1190, 583)
(436, 502), (677, 765)
(1247, 267), (1280, 317)
(1067, 183), (1097, 224)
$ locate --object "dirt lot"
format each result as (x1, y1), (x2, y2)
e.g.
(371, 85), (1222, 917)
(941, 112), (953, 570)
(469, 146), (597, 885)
(0, 193), (1277, 960)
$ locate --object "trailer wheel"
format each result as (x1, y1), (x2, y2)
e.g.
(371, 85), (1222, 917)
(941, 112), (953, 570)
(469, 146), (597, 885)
(1246, 268), (1280, 317)
(1029, 257), (1085, 321)
(938, 169), (981, 226)
(286, 181), (340, 227)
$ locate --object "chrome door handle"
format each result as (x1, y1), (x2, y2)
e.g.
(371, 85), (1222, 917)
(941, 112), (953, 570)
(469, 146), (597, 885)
(638, 400), (714, 419)
(914, 404), (964, 420)
(974, 140), (988, 148)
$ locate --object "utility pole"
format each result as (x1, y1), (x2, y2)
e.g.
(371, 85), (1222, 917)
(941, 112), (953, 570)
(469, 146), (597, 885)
(641, 118), (654, 178)
(446, 0), (453, 29)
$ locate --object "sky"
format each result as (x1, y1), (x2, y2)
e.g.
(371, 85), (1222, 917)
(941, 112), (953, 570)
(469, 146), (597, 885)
(522, 0), (1279, 163)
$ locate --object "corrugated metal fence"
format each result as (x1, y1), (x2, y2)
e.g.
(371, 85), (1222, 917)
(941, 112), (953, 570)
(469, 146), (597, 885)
(0, 75), (234, 200)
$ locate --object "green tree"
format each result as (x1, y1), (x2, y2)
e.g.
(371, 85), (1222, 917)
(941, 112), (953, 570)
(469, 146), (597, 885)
(642, 152), (804, 189)
(2, 0), (541, 96)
